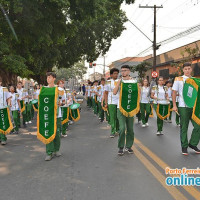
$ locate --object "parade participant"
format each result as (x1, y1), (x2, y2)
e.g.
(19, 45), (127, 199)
(82, 84), (86, 96)
(136, 82), (142, 124)
(140, 78), (151, 127)
(166, 80), (173, 123)
(16, 82), (29, 126)
(151, 76), (170, 135)
(34, 84), (40, 99)
(67, 90), (74, 125)
(91, 80), (98, 115)
(98, 78), (106, 122)
(175, 92), (180, 126)
(113, 65), (139, 155)
(9, 86), (21, 134)
(57, 80), (67, 137)
(172, 62), (200, 155)
(86, 82), (92, 108)
(0, 77), (12, 145)
(44, 72), (65, 161)
(104, 68), (119, 138)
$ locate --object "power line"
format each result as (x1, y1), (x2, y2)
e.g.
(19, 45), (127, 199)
(137, 23), (200, 56)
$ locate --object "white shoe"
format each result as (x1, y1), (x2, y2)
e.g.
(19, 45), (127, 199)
(156, 132), (161, 135)
(28, 121), (32, 124)
(145, 123), (149, 127)
(142, 124), (146, 128)
(63, 134), (68, 138)
(160, 132), (164, 135)
(25, 122), (28, 125)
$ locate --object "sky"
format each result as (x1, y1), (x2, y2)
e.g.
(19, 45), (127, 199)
(85, 0), (200, 79)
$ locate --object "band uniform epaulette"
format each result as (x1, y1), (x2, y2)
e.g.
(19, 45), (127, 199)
(58, 89), (64, 96)
(2, 87), (8, 92)
(152, 85), (157, 90)
(98, 86), (101, 90)
(174, 77), (184, 81)
(91, 86), (94, 89)
(106, 80), (111, 85)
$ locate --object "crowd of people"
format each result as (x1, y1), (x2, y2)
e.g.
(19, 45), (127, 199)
(0, 73), (80, 161)
(85, 63), (200, 156)
(0, 62), (200, 160)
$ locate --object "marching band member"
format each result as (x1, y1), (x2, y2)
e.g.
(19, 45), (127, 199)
(16, 82), (29, 126)
(140, 78), (151, 127)
(104, 68), (119, 138)
(86, 82), (92, 108)
(113, 65), (137, 155)
(172, 62), (200, 155)
(91, 80), (98, 115)
(45, 72), (65, 161)
(98, 78), (106, 122)
(34, 84), (40, 99)
(9, 86), (21, 134)
(0, 78), (11, 145)
(151, 76), (170, 135)
(166, 80), (173, 123)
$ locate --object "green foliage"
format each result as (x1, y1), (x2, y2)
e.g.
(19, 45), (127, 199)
(171, 47), (200, 76)
(0, 0), (135, 83)
(53, 61), (87, 81)
(131, 61), (151, 79)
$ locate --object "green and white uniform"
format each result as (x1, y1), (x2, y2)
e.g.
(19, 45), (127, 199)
(105, 79), (119, 136)
(172, 75), (200, 148)
(140, 86), (151, 125)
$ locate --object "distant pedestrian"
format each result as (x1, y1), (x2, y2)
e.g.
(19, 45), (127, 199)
(82, 84), (86, 96)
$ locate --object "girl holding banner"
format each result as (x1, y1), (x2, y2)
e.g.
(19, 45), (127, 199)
(151, 76), (170, 136)
(140, 79), (151, 128)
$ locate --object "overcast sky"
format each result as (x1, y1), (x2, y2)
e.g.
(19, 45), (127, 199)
(85, 0), (200, 79)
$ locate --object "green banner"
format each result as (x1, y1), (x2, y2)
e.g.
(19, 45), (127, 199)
(119, 80), (140, 117)
(156, 104), (170, 120)
(20, 100), (25, 113)
(70, 108), (80, 122)
(61, 107), (69, 125)
(186, 78), (200, 125)
(37, 87), (58, 144)
(0, 107), (13, 134)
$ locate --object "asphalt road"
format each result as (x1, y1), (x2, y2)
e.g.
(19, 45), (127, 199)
(0, 100), (200, 200)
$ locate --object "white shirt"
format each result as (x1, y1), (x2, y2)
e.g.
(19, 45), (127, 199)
(0, 87), (11, 109)
(10, 93), (20, 111)
(98, 84), (106, 102)
(91, 86), (97, 98)
(87, 86), (91, 97)
(34, 89), (40, 99)
(58, 87), (65, 118)
(140, 86), (150, 104)
(167, 87), (172, 101)
(105, 79), (119, 105)
(172, 75), (189, 107)
(152, 85), (169, 105)
(17, 88), (28, 103)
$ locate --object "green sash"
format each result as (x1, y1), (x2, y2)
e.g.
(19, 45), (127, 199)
(61, 107), (69, 125)
(37, 87), (58, 144)
(70, 108), (80, 122)
(119, 80), (140, 117)
(20, 100), (25, 113)
(186, 78), (200, 125)
(0, 107), (13, 134)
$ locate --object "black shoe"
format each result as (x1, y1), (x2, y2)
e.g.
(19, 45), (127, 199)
(118, 148), (124, 156)
(189, 144), (200, 154)
(182, 147), (188, 155)
(125, 147), (134, 154)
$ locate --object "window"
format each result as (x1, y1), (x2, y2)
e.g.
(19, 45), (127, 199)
(159, 69), (169, 79)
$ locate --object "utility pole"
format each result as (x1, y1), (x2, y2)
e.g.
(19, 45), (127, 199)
(139, 5), (163, 71)
(103, 56), (106, 77)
